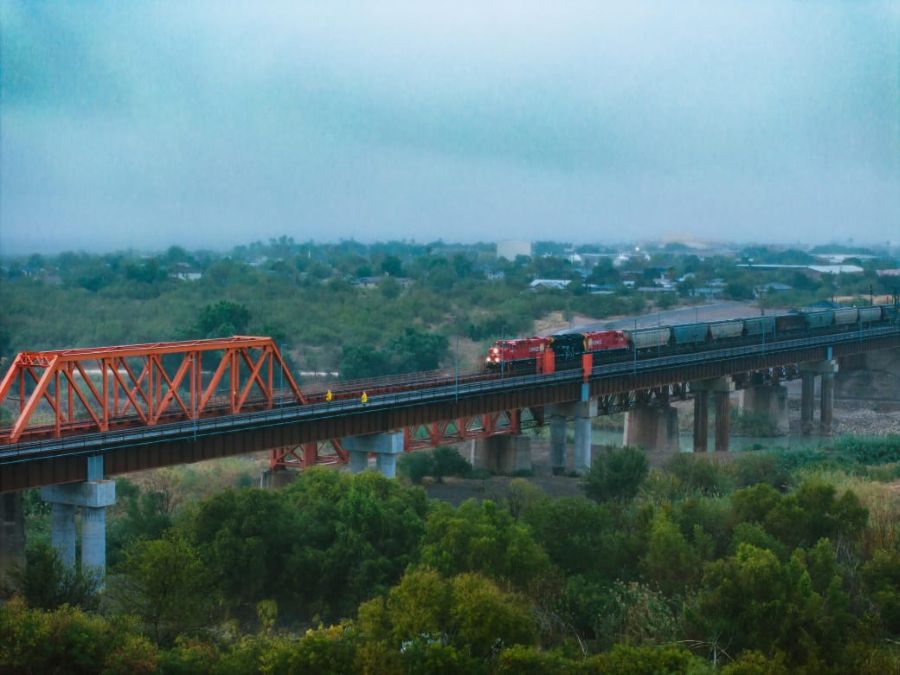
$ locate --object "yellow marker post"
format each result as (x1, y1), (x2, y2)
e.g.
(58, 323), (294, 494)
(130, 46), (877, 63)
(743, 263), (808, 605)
(325, 390), (333, 402)
(361, 391), (368, 404)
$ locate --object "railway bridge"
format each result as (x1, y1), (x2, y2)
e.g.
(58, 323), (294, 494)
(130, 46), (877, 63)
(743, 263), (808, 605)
(1, 323), (899, 579)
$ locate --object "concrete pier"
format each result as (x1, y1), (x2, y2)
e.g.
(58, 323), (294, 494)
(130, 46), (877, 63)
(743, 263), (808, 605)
(42, 475), (116, 577)
(342, 432), (404, 478)
(472, 434), (532, 474)
(623, 405), (680, 452)
(574, 415), (592, 474)
(738, 384), (789, 435)
(547, 398), (597, 474)
(714, 391), (730, 452)
(691, 378), (733, 452)
(51, 502), (77, 569)
(0, 492), (26, 586)
(549, 415), (567, 475)
(820, 372), (834, 434)
(799, 360), (838, 436)
(801, 371), (816, 435)
(692, 390), (709, 453)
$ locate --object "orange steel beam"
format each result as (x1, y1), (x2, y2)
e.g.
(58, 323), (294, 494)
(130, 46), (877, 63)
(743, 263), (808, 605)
(0, 336), (307, 443)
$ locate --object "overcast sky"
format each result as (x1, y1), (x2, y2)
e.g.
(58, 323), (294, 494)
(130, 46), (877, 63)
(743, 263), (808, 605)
(1, 1), (898, 255)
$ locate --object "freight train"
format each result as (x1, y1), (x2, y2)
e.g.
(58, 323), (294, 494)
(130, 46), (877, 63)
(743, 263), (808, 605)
(484, 304), (900, 373)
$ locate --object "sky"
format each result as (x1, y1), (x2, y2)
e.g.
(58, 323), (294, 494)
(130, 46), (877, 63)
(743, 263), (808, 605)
(1, 1), (898, 255)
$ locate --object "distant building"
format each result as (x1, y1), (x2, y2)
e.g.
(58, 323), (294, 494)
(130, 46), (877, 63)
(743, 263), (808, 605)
(529, 279), (570, 291)
(497, 240), (532, 261)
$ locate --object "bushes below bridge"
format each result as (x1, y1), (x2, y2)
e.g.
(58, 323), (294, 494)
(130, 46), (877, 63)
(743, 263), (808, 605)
(3, 444), (900, 673)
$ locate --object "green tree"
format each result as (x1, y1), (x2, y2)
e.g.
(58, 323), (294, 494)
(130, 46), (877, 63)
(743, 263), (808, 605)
(420, 500), (551, 589)
(195, 300), (251, 337)
(5, 543), (100, 611)
(109, 532), (214, 644)
(186, 487), (303, 610)
(582, 446), (648, 502)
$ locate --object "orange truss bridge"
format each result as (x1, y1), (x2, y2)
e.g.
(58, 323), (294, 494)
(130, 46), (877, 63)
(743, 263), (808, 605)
(2, 323), (900, 492)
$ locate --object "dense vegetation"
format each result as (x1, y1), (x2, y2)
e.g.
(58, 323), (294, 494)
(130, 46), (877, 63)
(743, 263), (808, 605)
(2, 239), (895, 378)
(3, 440), (899, 673)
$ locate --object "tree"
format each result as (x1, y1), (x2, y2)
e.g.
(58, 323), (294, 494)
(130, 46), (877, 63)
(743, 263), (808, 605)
(186, 487), (304, 611)
(582, 447), (648, 502)
(4, 543), (100, 611)
(431, 447), (472, 482)
(420, 500), (550, 589)
(109, 532), (214, 644)
(195, 300), (251, 337)
(340, 344), (389, 379)
(689, 542), (856, 666)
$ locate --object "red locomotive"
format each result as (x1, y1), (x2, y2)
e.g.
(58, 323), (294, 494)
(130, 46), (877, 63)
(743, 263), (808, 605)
(484, 330), (629, 372)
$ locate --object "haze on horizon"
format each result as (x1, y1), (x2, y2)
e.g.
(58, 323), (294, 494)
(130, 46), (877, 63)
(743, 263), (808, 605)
(1, 1), (898, 256)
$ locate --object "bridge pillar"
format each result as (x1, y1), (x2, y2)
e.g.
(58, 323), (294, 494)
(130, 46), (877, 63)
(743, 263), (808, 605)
(714, 391), (730, 452)
(0, 492), (26, 589)
(41, 456), (115, 578)
(799, 360), (838, 436)
(800, 371), (815, 435)
(691, 378), (733, 452)
(549, 399), (596, 474)
(820, 372), (835, 435)
(623, 405), (679, 452)
(473, 435), (532, 474)
(342, 432), (404, 478)
(738, 384), (789, 435)
(50, 503), (77, 569)
(693, 391), (709, 452)
(549, 415), (567, 475)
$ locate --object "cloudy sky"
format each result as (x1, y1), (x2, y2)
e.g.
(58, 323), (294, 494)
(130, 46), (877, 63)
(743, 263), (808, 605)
(1, 1), (898, 254)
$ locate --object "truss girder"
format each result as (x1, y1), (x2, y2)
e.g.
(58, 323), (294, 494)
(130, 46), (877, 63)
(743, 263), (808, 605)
(0, 336), (305, 443)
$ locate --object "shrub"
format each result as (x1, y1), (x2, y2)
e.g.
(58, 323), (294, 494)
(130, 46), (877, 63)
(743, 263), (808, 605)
(582, 446), (648, 502)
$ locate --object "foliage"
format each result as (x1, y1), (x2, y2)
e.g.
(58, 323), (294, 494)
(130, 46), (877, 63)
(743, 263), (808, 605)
(398, 447), (472, 484)
(283, 470), (429, 619)
(107, 532), (214, 644)
(420, 500), (551, 589)
(0, 597), (159, 674)
(582, 446), (648, 502)
(4, 543), (100, 611)
(665, 454), (731, 496)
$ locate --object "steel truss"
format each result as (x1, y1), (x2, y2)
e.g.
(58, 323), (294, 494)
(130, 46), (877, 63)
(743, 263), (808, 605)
(0, 337), (304, 443)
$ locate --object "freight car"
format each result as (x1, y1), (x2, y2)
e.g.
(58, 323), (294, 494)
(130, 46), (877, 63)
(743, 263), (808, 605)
(483, 303), (899, 373)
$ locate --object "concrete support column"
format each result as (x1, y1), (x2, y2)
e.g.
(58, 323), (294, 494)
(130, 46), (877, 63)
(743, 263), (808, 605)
(0, 492), (26, 586)
(348, 451), (369, 474)
(691, 377), (733, 453)
(693, 391), (709, 453)
(472, 435), (532, 474)
(800, 360), (838, 436)
(574, 415), (592, 474)
(549, 415), (567, 476)
(81, 507), (107, 575)
(42, 478), (115, 577)
(376, 453), (399, 479)
(259, 468), (297, 489)
(820, 373), (834, 435)
(51, 503), (77, 569)
(738, 384), (789, 435)
(800, 372), (815, 436)
(342, 432), (404, 478)
(714, 391), (730, 453)
(623, 405), (680, 452)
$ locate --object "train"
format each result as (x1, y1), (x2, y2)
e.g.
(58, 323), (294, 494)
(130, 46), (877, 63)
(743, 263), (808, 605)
(484, 303), (900, 373)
